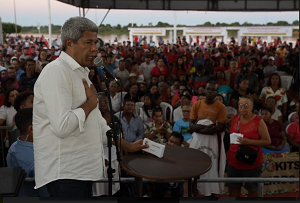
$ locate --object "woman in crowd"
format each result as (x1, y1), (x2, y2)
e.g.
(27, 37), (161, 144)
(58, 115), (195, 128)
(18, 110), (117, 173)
(148, 84), (158, 95)
(258, 96), (282, 123)
(188, 59), (195, 75)
(172, 57), (187, 80)
(0, 88), (19, 127)
(170, 79), (180, 98)
(231, 77), (258, 110)
(286, 112), (299, 152)
(260, 73), (288, 120)
(88, 67), (101, 92)
(227, 96), (271, 197)
(152, 93), (162, 108)
(151, 58), (170, 81)
(35, 49), (47, 73)
(144, 107), (172, 145)
(260, 107), (286, 153)
(214, 57), (227, 72)
(138, 93), (156, 129)
(130, 62), (147, 84)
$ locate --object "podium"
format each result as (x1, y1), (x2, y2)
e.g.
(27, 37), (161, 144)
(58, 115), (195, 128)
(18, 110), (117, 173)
(121, 145), (212, 197)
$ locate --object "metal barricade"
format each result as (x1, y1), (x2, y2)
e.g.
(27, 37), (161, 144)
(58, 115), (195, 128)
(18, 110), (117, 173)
(25, 177), (299, 197)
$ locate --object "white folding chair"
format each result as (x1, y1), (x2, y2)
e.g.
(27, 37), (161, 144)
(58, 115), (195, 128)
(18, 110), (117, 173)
(160, 102), (173, 122)
(135, 102), (144, 114)
(280, 75), (293, 90)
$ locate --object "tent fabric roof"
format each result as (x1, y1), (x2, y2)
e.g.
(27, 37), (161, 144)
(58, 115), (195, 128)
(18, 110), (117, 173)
(57, 0), (298, 11)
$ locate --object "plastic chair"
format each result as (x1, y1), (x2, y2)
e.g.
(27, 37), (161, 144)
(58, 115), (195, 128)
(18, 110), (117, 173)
(135, 102), (144, 114)
(280, 75), (293, 90)
(160, 102), (173, 122)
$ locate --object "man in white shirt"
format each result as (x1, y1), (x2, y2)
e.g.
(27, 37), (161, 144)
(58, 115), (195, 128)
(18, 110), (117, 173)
(173, 92), (192, 122)
(33, 16), (147, 197)
(109, 81), (122, 113)
(139, 54), (155, 84)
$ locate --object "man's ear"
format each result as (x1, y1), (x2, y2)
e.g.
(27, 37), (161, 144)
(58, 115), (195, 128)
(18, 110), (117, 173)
(65, 38), (73, 49)
(28, 125), (33, 135)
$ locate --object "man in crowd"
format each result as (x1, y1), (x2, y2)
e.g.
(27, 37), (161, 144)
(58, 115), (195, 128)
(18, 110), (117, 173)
(114, 60), (129, 87)
(189, 79), (226, 197)
(109, 81), (122, 113)
(173, 92), (191, 122)
(115, 98), (144, 143)
(139, 54), (155, 84)
(263, 56), (277, 85)
(234, 62), (259, 93)
(12, 58), (25, 80)
(173, 105), (192, 147)
(225, 59), (240, 90)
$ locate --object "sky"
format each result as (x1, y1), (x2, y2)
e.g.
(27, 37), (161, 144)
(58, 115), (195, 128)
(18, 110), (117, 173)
(0, 0), (299, 27)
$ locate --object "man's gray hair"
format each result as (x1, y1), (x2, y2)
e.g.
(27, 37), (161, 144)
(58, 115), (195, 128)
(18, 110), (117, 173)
(61, 17), (98, 51)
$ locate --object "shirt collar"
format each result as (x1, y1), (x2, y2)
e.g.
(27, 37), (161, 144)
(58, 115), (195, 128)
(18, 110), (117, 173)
(121, 111), (137, 119)
(59, 51), (90, 73)
(17, 137), (33, 147)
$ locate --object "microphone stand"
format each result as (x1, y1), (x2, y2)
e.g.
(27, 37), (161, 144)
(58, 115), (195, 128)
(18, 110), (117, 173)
(103, 71), (122, 197)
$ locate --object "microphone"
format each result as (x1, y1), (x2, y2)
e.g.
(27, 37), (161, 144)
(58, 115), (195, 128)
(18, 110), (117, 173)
(93, 57), (120, 86)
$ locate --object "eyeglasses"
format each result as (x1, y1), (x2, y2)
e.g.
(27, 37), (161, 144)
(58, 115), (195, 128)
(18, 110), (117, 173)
(238, 103), (251, 109)
(205, 87), (217, 92)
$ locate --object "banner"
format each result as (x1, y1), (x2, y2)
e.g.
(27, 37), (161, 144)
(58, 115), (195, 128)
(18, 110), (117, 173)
(222, 152), (299, 195)
(260, 152), (299, 195)
(239, 27), (293, 36)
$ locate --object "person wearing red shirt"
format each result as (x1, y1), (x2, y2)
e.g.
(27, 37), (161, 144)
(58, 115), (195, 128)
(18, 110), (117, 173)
(214, 57), (227, 72)
(227, 96), (271, 197)
(150, 58), (170, 81)
(167, 49), (178, 65)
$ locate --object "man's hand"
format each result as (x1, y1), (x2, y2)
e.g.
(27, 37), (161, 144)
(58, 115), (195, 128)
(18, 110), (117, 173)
(82, 78), (98, 110)
(128, 139), (149, 152)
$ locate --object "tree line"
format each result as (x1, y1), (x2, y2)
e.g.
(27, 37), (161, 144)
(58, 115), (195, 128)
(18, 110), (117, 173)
(2, 20), (299, 37)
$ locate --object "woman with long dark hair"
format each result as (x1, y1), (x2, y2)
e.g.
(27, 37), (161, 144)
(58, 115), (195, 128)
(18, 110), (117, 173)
(259, 73), (288, 120)
(172, 57), (187, 80)
(138, 93), (156, 128)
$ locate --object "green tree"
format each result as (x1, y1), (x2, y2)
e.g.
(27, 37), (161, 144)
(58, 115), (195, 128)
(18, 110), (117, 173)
(292, 20), (299, 25)
(2, 22), (22, 38)
(276, 21), (289, 26)
(230, 22), (240, 26)
(266, 22), (274, 26)
(203, 21), (213, 26)
(156, 21), (170, 27)
(242, 21), (253, 26)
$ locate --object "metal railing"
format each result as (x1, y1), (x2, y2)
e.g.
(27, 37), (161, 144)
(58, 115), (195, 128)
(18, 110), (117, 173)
(25, 177), (299, 197)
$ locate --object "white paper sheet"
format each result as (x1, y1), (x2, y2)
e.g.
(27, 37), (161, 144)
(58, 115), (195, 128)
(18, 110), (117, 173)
(230, 133), (244, 144)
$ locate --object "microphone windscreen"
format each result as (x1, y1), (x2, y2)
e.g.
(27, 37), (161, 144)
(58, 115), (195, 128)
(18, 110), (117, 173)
(93, 57), (103, 67)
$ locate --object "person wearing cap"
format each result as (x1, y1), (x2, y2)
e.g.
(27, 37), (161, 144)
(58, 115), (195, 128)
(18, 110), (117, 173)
(4, 54), (13, 68)
(275, 44), (286, 58)
(234, 62), (259, 93)
(263, 56), (277, 79)
(173, 91), (191, 122)
(123, 73), (138, 92)
(114, 51), (124, 68)
(124, 83), (140, 103)
(0, 75), (16, 107)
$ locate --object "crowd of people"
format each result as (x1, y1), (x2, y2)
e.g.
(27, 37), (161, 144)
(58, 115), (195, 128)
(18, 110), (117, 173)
(0, 25), (299, 198)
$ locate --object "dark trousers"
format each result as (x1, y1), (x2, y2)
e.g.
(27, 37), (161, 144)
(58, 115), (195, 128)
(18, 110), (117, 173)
(46, 179), (93, 197)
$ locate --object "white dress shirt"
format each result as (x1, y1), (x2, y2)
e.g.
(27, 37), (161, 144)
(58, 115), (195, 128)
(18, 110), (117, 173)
(173, 106), (183, 122)
(33, 51), (110, 189)
(111, 92), (122, 112)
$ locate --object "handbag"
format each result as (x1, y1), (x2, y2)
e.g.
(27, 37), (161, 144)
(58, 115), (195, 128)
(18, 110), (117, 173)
(235, 116), (260, 165)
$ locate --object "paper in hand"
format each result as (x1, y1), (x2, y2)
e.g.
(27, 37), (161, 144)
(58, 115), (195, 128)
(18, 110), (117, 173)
(230, 133), (244, 144)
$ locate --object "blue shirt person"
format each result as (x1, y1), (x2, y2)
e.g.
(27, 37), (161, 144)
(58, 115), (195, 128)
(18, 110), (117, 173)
(6, 108), (49, 197)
